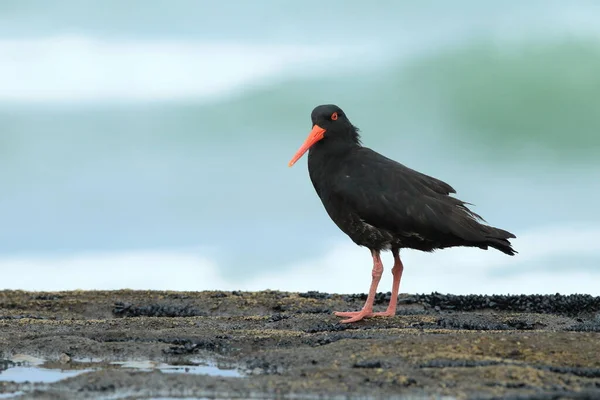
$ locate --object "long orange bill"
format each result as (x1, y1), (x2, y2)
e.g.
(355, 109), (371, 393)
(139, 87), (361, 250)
(288, 125), (326, 167)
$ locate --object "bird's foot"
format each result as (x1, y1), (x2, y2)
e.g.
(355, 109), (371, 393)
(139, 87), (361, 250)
(334, 309), (395, 323)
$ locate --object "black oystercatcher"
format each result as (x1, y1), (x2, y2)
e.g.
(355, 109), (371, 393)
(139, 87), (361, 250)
(288, 104), (516, 323)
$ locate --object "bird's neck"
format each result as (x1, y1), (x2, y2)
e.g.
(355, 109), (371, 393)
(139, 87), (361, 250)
(317, 125), (361, 152)
(307, 138), (359, 174)
(307, 125), (361, 174)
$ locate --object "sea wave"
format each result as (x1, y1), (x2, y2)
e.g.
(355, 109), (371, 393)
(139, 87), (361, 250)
(0, 36), (379, 103)
(3, 224), (599, 295)
(213, 36), (600, 153)
(399, 38), (600, 153)
(4, 34), (598, 153)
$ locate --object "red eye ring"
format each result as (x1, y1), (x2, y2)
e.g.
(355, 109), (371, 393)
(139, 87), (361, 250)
(331, 112), (338, 121)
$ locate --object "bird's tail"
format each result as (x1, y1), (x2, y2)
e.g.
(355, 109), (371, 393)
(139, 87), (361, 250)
(449, 199), (517, 255)
(481, 226), (517, 256)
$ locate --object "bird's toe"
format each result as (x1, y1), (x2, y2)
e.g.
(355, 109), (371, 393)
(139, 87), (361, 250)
(339, 312), (371, 323)
(333, 311), (364, 317)
(371, 310), (395, 317)
(334, 310), (373, 323)
(334, 309), (396, 322)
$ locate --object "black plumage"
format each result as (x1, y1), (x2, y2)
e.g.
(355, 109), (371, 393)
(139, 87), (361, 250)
(288, 104), (516, 323)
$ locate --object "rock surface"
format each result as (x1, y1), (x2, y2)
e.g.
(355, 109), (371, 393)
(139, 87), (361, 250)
(0, 290), (599, 399)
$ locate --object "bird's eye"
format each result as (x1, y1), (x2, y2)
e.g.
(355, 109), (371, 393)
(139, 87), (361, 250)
(331, 112), (338, 121)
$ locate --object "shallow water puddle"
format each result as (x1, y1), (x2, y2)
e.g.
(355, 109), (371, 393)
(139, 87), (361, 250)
(113, 360), (241, 377)
(0, 355), (241, 385)
(0, 355), (93, 383)
(148, 398), (212, 400)
(0, 366), (91, 383)
(148, 398), (211, 400)
(160, 365), (240, 377)
(0, 393), (24, 399)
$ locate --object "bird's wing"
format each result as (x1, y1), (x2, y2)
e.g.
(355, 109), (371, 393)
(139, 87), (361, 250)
(332, 148), (485, 241)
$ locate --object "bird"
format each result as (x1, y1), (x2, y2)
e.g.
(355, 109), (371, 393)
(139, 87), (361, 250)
(288, 104), (516, 323)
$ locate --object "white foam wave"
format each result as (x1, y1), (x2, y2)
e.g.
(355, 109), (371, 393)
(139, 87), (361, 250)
(259, 224), (600, 296)
(2, 224), (599, 295)
(0, 36), (373, 103)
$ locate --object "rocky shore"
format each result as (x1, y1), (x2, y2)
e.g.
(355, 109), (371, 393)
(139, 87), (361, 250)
(1, 290), (599, 399)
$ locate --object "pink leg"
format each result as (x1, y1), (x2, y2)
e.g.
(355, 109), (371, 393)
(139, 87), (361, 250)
(383, 248), (404, 316)
(334, 249), (384, 323)
(335, 248), (404, 322)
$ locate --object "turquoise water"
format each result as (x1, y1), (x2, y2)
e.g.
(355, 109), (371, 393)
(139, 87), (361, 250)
(1, 1), (599, 295)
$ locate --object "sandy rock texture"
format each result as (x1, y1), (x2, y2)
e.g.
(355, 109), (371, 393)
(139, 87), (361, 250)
(1, 290), (599, 399)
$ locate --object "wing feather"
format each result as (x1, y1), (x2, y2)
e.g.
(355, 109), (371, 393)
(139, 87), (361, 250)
(332, 148), (485, 243)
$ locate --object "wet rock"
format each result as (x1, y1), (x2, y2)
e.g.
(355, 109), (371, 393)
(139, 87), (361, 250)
(401, 292), (600, 316)
(419, 359), (505, 368)
(393, 376), (417, 387)
(245, 359), (283, 375)
(298, 291), (331, 300)
(538, 366), (600, 378)
(504, 319), (545, 330)
(58, 353), (71, 364)
(32, 294), (63, 301)
(304, 333), (348, 347)
(434, 316), (510, 331)
(1, 289), (600, 400)
(303, 322), (350, 333)
(0, 359), (15, 372)
(267, 314), (289, 323)
(353, 360), (383, 369)
(113, 302), (208, 318)
(487, 390), (600, 400)
(271, 304), (288, 312)
(343, 291), (391, 305)
(0, 315), (50, 320)
(295, 307), (331, 314)
(567, 319), (600, 332)
(161, 338), (221, 355)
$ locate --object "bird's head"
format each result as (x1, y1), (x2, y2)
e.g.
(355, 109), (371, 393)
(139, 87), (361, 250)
(288, 104), (360, 167)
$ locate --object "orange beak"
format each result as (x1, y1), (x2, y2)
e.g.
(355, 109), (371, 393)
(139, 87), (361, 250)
(288, 125), (326, 167)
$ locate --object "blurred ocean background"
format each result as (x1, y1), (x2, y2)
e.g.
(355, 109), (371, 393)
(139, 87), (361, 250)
(1, 0), (599, 294)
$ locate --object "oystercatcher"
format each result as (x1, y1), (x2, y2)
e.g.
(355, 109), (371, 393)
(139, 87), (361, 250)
(288, 104), (516, 323)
